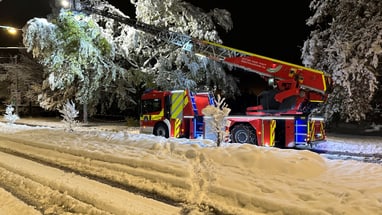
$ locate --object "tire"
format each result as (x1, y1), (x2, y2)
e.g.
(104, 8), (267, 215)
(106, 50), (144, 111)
(154, 123), (169, 138)
(231, 124), (257, 145)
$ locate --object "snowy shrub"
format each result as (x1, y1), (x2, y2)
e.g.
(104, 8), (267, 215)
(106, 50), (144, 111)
(202, 95), (231, 147)
(58, 100), (79, 132)
(3, 104), (20, 125)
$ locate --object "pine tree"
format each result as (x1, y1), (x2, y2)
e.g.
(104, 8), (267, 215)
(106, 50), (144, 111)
(23, 9), (130, 121)
(301, 0), (381, 123)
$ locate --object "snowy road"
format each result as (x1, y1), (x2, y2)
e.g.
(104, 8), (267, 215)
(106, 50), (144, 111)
(312, 149), (382, 163)
(0, 135), (183, 215)
(311, 134), (382, 163)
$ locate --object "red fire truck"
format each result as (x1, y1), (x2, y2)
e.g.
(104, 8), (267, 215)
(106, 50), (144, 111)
(139, 60), (328, 148)
(77, 3), (329, 148)
(134, 39), (329, 148)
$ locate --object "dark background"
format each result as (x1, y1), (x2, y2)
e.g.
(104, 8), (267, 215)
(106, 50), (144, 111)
(0, 0), (313, 64)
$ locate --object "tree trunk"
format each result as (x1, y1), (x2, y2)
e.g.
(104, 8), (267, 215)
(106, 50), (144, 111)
(29, 101), (32, 116)
(83, 103), (88, 124)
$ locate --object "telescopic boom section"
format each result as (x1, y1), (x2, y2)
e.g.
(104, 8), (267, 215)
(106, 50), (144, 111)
(193, 40), (328, 95)
(78, 3), (328, 95)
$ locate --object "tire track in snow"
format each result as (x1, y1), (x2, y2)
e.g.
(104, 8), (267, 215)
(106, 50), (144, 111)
(311, 149), (382, 164)
(0, 162), (110, 215)
(0, 137), (183, 215)
(185, 147), (221, 214)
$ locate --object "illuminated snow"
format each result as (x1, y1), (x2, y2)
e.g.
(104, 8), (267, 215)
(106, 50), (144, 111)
(0, 118), (381, 214)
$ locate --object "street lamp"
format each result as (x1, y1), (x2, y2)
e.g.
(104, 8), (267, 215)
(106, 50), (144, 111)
(0, 25), (26, 50)
(60, 0), (71, 8)
(58, 0), (82, 10)
(58, 0), (73, 9)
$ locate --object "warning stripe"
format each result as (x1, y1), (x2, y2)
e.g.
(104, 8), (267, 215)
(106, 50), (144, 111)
(174, 118), (181, 137)
(270, 120), (276, 147)
(170, 90), (189, 137)
(308, 120), (323, 141)
(310, 121), (315, 141)
(320, 121), (325, 137)
(171, 91), (187, 119)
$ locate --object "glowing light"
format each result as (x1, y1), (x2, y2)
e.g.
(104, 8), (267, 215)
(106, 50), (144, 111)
(0, 25), (21, 36)
(6, 27), (18, 35)
(60, 0), (70, 8)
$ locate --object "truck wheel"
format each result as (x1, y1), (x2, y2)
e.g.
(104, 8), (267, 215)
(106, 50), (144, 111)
(154, 123), (169, 138)
(231, 124), (257, 145)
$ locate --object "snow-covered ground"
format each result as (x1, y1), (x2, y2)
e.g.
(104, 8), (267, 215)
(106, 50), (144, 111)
(0, 117), (381, 214)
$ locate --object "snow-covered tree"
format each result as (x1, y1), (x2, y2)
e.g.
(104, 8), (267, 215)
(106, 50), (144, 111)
(301, 0), (381, 123)
(132, 0), (238, 96)
(202, 94), (231, 147)
(23, 8), (135, 122)
(58, 99), (79, 132)
(22, 0), (240, 119)
(87, 0), (239, 96)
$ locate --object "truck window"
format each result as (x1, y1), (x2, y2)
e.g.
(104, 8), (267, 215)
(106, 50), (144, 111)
(141, 99), (161, 114)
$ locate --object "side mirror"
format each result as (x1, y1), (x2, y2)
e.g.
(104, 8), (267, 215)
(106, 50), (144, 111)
(268, 78), (275, 87)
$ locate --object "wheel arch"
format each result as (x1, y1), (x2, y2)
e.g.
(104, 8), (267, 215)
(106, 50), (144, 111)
(153, 119), (171, 137)
(229, 122), (258, 145)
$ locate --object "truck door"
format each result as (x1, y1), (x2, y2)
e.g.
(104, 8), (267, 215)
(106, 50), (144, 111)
(140, 97), (164, 134)
(169, 90), (188, 137)
(164, 95), (171, 120)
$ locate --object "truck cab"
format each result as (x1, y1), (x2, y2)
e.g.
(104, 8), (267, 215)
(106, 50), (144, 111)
(140, 89), (214, 139)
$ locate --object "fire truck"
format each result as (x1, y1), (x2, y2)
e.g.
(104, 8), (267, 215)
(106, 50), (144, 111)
(139, 65), (327, 148)
(75, 3), (329, 148)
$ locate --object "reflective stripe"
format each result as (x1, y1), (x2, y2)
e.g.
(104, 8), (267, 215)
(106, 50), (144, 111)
(170, 90), (188, 137)
(309, 120), (315, 141)
(174, 118), (181, 137)
(139, 110), (164, 121)
(320, 121), (325, 137)
(171, 91), (186, 119)
(308, 120), (325, 142)
(270, 120), (276, 147)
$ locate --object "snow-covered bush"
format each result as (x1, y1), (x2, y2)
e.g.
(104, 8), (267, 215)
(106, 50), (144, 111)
(202, 95), (231, 147)
(3, 104), (20, 125)
(58, 100), (79, 132)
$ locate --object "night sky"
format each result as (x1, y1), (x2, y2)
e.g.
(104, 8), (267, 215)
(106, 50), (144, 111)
(0, 0), (312, 64)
